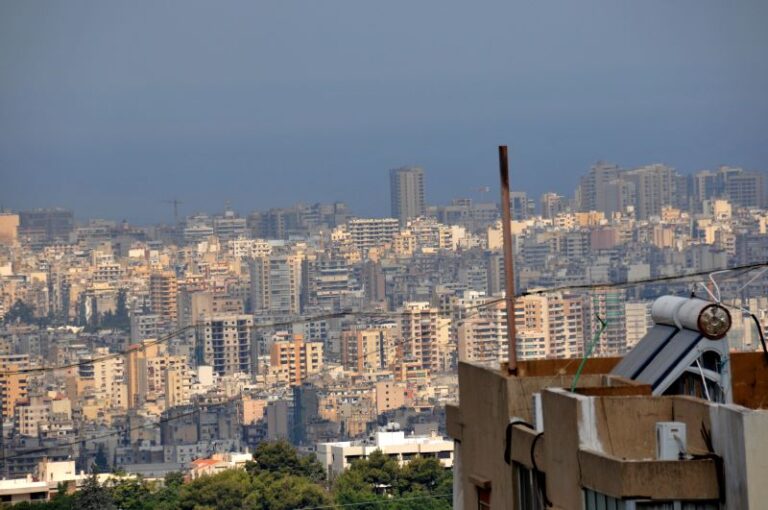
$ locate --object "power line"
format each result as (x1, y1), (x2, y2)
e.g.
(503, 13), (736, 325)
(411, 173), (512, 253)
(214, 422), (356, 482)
(11, 260), (768, 377)
(4, 261), (766, 463)
(518, 261), (768, 297)
(3, 310), (399, 376)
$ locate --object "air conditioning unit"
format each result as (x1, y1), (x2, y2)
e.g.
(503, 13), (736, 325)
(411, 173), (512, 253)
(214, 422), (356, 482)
(656, 421), (686, 460)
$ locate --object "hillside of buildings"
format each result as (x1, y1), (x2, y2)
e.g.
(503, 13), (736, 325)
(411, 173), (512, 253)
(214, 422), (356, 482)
(0, 163), (767, 505)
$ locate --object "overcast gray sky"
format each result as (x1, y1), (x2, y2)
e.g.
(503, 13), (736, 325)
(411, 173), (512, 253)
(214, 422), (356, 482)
(1, 0), (767, 223)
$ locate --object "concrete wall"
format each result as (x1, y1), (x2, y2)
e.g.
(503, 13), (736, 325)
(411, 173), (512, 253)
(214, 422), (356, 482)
(452, 360), (768, 510)
(455, 362), (514, 510)
(710, 404), (768, 508)
(542, 389), (583, 507)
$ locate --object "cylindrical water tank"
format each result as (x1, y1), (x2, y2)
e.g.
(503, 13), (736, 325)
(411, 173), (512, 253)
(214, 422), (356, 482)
(651, 296), (731, 339)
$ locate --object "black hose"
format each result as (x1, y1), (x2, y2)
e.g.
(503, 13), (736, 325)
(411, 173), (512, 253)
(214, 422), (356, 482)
(748, 313), (768, 363)
(504, 420), (534, 465)
(531, 432), (551, 508)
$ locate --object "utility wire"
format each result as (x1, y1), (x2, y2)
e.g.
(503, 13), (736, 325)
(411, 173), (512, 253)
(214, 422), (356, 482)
(4, 310), (404, 376)
(518, 260), (768, 297)
(10, 260), (767, 377)
(4, 260), (767, 463)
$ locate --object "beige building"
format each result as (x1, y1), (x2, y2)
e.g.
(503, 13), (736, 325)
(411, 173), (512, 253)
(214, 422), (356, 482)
(199, 314), (254, 376)
(269, 335), (323, 386)
(449, 356), (768, 509)
(164, 363), (192, 408)
(15, 397), (50, 437)
(90, 347), (128, 410)
(240, 396), (267, 425)
(624, 301), (652, 350)
(375, 380), (410, 414)
(126, 340), (164, 409)
(341, 324), (397, 372)
(398, 302), (445, 374)
(0, 213), (19, 245)
(0, 354), (30, 418)
(249, 253), (302, 315)
(177, 290), (244, 332)
(149, 272), (178, 327)
(457, 293), (584, 366)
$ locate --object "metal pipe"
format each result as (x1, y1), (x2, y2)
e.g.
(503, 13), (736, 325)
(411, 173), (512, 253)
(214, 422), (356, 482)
(499, 146), (518, 374)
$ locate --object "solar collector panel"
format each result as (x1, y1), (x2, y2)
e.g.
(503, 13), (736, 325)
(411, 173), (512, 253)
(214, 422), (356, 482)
(612, 324), (677, 380)
(636, 329), (702, 390)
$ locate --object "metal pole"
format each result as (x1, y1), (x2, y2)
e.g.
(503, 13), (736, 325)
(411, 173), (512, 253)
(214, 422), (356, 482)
(0, 390), (5, 479)
(498, 146), (518, 374)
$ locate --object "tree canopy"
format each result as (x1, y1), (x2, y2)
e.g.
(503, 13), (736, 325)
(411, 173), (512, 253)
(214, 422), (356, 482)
(3, 442), (452, 510)
(3, 299), (36, 325)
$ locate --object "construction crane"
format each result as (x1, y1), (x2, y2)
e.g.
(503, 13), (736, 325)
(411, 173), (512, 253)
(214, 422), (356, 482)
(162, 198), (183, 226)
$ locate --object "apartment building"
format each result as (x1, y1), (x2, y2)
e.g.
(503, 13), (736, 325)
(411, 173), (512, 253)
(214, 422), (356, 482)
(269, 335), (323, 386)
(130, 313), (160, 343)
(341, 324), (397, 372)
(0, 213), (19, 245)
(390, 166), (426, 225)
(149, 271), (178, 327)
(15, 397), (50, 438)
(126, 340), (165, 409)
(398, 302), (447, 374)
(374, 380), (411, 414)
(249, 253), (302, 315)
(18, 208), (74, 248)
(90, 347), (128, 410)
(457, 292), (585, 366)
(0, 354), (30, 418)
(624, 301), (653, 350)
(212, 210), (247, 242)
(198, 314), (254, 376)
(587, 287), (627, 356)
(346, 218), (400, 255)
(317, 427), (453, 477)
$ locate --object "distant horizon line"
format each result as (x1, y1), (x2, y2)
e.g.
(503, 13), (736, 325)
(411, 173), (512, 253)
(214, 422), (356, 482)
(2, 161), (765, 226)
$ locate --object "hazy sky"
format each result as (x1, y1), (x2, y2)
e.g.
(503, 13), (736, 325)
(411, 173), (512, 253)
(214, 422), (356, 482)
(1, 1), (767, 224)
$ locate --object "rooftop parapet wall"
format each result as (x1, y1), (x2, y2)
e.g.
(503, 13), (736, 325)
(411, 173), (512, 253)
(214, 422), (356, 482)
(451, 355), (768, 510)
(504, 352), (768, 410)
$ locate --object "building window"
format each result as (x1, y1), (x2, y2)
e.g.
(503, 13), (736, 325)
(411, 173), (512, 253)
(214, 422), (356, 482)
(476, 486), (491, 510)
(582, 489), (718, 510)
(583, 489), (625, 510)
(634, 502), (719, 510)
(515, 463), (544, 510)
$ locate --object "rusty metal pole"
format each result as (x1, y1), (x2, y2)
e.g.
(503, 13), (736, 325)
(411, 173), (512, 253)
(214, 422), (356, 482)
(498, 146), (518, 374)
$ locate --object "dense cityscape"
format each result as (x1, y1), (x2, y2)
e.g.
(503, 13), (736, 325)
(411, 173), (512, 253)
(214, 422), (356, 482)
(0, 161), (767, 507)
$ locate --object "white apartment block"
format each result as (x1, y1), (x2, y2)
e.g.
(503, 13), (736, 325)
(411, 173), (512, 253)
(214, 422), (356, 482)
(317, 429), (453, 477)
(249, 253), (302, 315)
(347, 218), (400, 255)
(227, 237), (272, 259)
